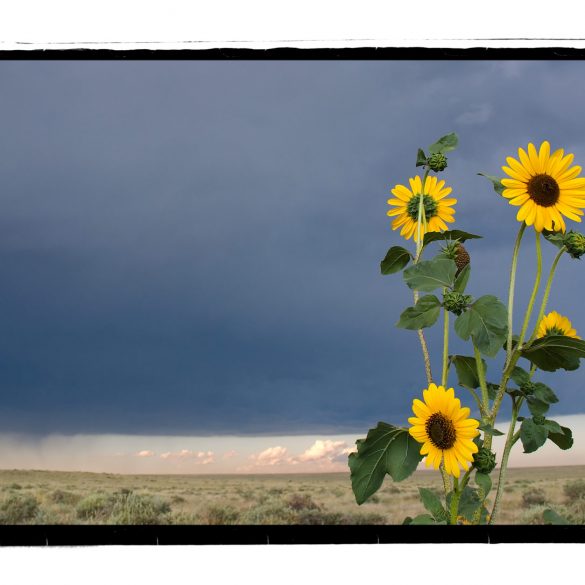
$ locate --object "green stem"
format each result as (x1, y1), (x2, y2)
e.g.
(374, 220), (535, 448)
(414, 168), (433, 385)
(448, 470), (471, 524)
(489, 398), (522, 525)
(440, 463), (451, 501)
(505, 223), (526, 369)
(473, 344), (489, 415)
(442, 303), (449, 387)
(466, 387), (485, 416)
(528, 246), (566, 344)
(487, 231), (542, 450)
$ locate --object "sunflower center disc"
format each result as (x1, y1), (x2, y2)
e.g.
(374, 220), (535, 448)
(406, 193), (438, 221)
(426, 412), (456, 450)
(527, 174), (560, 207)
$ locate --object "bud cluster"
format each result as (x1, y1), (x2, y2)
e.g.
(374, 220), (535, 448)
(472, 447), (497, 474)
(564, 231), (585, 259)
(428, 152), (448, 172)
(443, 291), (472, 316)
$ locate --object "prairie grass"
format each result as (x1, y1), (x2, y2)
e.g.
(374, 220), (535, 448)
(0, 466), (583, 525)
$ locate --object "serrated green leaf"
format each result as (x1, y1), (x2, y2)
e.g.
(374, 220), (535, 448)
(520, 418), (549, 453)
(422, 230), (482, 247)
(418, 488), (447, 523)
(454, 264), (471, 293)
(542, 230), (567, 250)
(416, 148), (427, 167)
(478, 173), (505, 196)
(521, 335), (585, 372)
(510, 366), (531, 387)
(543, 419), (563, 435)
(386, 430), (424, 482)
(533, 382), (558, 404)
(475, 472), (492, 497)
(454, 295), (508, 357)
(409, 513), (436, 525)
(348, 422), (402, 504)
(450, 354), (486, 390)
(396, 295), (442, 330)
(428, 132), (458, 154)
(543, 509), (570, 525)
(526, 396), (550, 416)
(381, 246), (412, 275)
(403, 257), (457, 292)
(548, 425), (573, 450)
(478, 423), (504, 436)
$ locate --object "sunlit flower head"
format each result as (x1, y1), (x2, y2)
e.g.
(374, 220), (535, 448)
(387, 176), (456, 241)
(537, 310), (580, 339)
(501, 141), (585, 232)
(408, 383), (479, 478)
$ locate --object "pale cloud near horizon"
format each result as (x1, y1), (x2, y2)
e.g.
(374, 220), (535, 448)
(0, 414), (584, 475)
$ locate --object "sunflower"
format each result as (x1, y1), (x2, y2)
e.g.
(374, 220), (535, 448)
(501, 141), (585, 232)
(537, 310), (580, 339)
(408, 383), (480, 478)
(387, 175), (456, 241)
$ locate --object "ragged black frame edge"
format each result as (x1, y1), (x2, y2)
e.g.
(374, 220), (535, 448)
(0, 525), (583, 545)
(0, 44), (584, 545)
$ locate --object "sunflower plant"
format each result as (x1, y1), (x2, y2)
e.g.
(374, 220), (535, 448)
(348, 134), (585, 525)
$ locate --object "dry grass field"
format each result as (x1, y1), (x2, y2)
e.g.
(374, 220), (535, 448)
(0, 466), (583, 525)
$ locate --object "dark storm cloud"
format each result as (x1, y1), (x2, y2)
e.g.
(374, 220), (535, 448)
(1, 60), (585, 435)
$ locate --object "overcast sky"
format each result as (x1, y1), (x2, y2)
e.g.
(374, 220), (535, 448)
(1, 60), (585, 454)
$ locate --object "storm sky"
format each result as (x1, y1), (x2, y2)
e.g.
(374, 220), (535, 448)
(1, 59), (585, 443)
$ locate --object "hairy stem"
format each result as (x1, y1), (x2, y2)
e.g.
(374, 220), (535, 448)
(528, 246), (566, 344)
(442, 303), (450, 387)
(505, 223), (526, 369)
(473, 344), (489, 415)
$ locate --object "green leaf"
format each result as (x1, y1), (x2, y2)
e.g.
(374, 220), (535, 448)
(543, 509), (570, 525)
(422, 230), (482, 247)
(542, 230), (567, 250)
(450, 354), (486, 390)
(486, 383), (499, 401)
(448, 487), (482, 522)
(543, 419), (563, 435)
(521, 335), (585, 372)
(526, 396), (550, 416)
(533, 382), (559, 404)
(381, 246), (412, 275)
(348, 422), (402, 504)
(428, 132), (458, 154)
(475, 472), (492, 497)
(403, 257), (457, 292)
(385, 430), (424, 482)
(454, 295), (508, 357)
(418, 488), (447, 523)
(454, 264), (471, 293)
(348, 423), (424, 505)
(416, 148), (427, 167)
(478, 423), (504, 436)
(478, 173), (505, 196)
(510, 366), (531, 387)
(547, 425), (574, 450)
(396, 295), (442, 330)
(409, 513), (436, 525)
(520, 418), (549, 453)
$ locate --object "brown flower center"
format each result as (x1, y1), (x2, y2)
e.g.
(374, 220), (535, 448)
(425, 412), (456, 450)
(527, 174), (560, 207)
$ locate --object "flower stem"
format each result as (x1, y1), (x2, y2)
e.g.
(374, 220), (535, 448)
(440, 463), (451, 501)
(473, 344), (489, 416)
(505, 223), (526, 370)
(528, 246), (566, 344)
(489, 398), (522, 524)
(442, 302), (449, 387)
(414, 168), (433, 385)
(486, 230), (542, 450)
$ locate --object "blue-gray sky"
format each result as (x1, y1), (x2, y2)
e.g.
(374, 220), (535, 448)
(1, 60), (585, 437)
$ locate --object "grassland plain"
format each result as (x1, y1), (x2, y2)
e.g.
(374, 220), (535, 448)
(0, 466), (584, 525)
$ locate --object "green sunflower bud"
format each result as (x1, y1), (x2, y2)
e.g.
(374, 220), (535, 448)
(428, 152), (448, 172)
(564, 231), (585, 259)
(520, 381), (536, 395)
(442, 291), (472, 316)
(533, 415), (546, 426)
(472, 447), (496, 474)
